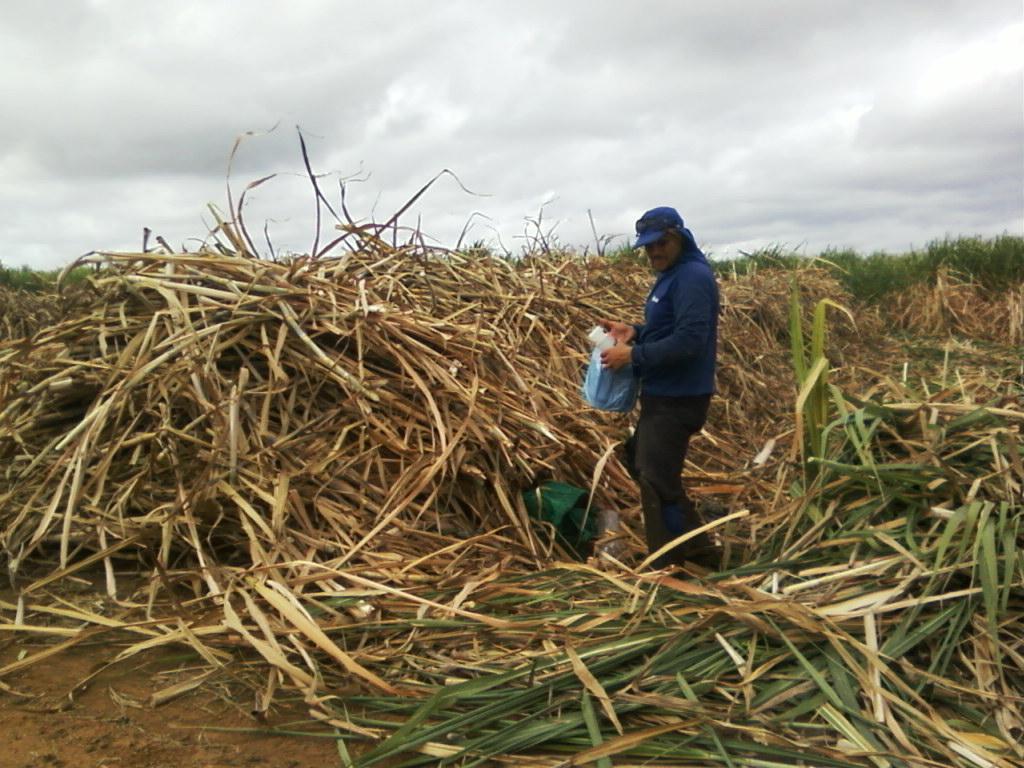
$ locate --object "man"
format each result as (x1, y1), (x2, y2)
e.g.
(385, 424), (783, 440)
(601, 206), (719, 569)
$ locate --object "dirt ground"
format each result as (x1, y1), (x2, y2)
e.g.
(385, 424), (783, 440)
(0, 640), (346, 768)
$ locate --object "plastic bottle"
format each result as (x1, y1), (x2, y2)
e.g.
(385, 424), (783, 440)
(587, 326), (614, 352)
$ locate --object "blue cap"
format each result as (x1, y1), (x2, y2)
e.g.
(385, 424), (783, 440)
(633, 206), (685, 248)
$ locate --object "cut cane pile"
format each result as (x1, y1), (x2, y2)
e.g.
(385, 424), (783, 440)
(888, 266), (1024, 346)
(1, 245), (861, 579)
(1, 247), (615, 579)
(1, 238), (1021, 767)
(0, 285), (85, 343)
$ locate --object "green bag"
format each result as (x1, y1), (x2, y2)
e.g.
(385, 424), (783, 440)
(522, 481), (598, 559)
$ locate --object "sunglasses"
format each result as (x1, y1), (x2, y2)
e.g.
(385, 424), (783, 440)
(635, 215), (679, 235)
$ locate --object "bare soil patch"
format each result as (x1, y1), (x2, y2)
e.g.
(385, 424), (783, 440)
(0, 640), (340, 768)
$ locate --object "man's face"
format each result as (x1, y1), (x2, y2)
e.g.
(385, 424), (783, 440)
(644, 233), (683, 272)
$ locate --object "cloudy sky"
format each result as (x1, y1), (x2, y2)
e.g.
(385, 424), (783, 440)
(1, 0), (1021, 269)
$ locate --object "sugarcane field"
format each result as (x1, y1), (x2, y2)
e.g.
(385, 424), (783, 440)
(0, 177), (1021, 768)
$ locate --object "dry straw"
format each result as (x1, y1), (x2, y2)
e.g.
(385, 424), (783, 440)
(890, 266), (1024, 347)
(0, 231), (1021, 766)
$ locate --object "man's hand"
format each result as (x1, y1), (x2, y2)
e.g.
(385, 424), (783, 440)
(601, 342), (633, 370)
(600, 320), (636, 345)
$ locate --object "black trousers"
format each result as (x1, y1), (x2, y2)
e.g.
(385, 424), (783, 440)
(623, 393), (711, 566)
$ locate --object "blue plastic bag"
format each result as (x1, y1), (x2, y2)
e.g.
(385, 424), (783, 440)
(582, 347), (638, 412)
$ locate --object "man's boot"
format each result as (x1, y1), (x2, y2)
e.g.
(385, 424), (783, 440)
(661, 502), (717, 569)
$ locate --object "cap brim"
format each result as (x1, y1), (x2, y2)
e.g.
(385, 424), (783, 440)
(633, 229), (665, 249)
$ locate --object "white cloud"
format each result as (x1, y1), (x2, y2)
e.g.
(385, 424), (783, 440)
(0, 0), (1021, 269)
(917, 22), (1023, 101)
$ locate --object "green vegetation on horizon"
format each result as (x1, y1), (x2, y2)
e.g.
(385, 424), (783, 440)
(0, 263), (59, 291)
(723, 234), (1024, 299)
(0, 263), (91, 292)
(609, 234), (1024, 301)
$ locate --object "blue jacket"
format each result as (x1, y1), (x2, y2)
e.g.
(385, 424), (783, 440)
(631, 243), (719, 397)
